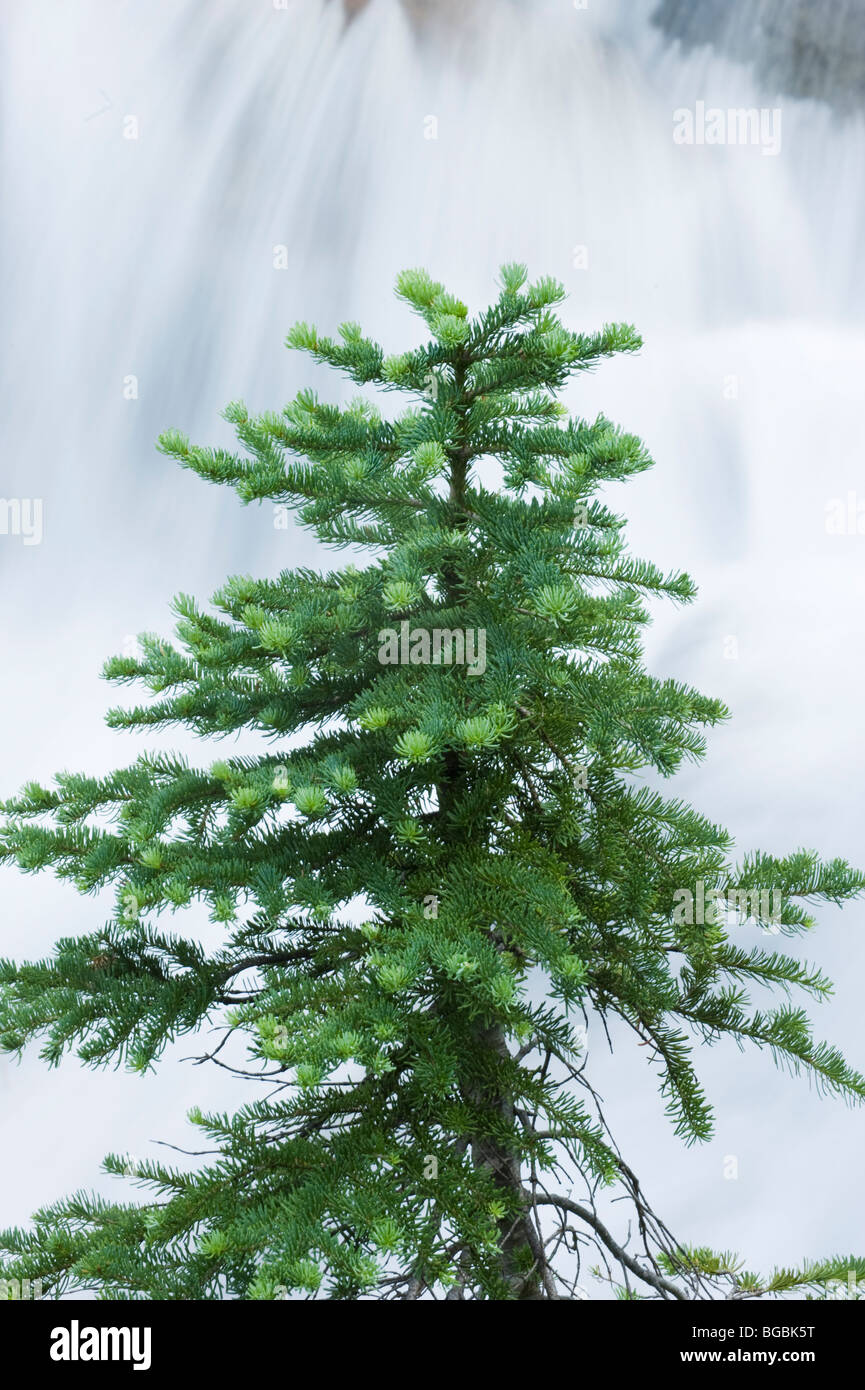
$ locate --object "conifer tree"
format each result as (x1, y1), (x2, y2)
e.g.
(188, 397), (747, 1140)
(1, 265), (863, 1300)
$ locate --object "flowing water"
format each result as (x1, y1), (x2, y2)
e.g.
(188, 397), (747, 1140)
(2, 0), (864, 1277)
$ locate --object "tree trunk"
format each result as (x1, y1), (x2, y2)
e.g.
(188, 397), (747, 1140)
(444, 356), (547, 1299)
(469, 1021), (547, 1299)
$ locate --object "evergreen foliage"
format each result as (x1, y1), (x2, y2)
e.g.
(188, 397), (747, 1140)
(1, 265), (862, 1300)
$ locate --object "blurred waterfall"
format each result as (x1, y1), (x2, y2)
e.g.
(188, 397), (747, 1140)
(1, 0), (863, 1272)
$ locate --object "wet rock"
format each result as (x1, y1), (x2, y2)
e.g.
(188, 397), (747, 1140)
(652, 0), (865, 113)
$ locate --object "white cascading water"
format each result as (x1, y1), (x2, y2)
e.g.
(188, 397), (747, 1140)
(1, 0), (864, 1278)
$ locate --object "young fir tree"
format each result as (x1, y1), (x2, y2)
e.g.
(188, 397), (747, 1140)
(1, 265), (863, 1302)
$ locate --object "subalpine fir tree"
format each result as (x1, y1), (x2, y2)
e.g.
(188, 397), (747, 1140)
(1, 265), (863, 1301)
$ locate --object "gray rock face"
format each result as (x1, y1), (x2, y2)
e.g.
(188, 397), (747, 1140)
(652, 0), (865, 111)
